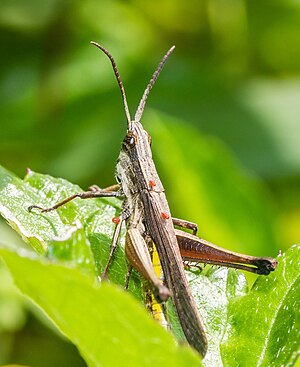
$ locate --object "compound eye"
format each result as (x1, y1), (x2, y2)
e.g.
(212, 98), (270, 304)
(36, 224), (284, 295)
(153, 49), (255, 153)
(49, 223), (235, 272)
(123, 131), (136, 147)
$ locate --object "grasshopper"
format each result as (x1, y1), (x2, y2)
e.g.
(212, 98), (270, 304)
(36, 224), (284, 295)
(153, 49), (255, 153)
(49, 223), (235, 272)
(29, 42), (278, 357)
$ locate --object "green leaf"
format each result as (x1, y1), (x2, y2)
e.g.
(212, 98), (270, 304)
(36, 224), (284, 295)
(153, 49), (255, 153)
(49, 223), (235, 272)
(1, 165), (298, 367)
(0, 260), (26, 333)
(0, 248), (200, 367)
(221, 245), (300, 367)
(0, 166), (200, 364)
(192, 268), (248, 367)
(0, 165), (120, 253)
(167, 266), (248, 367)
(0, 166), (134, 282)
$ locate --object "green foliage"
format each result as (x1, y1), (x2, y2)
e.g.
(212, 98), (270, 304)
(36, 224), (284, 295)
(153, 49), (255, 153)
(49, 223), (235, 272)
(0, 165), (140, 296)
(222, 245), (300, 366)
(0, 166), (299, 366)
(0, 249), (200, 367)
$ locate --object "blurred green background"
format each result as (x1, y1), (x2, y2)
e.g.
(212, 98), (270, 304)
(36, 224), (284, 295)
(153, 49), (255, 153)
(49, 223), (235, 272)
(0, 0), (299, 365)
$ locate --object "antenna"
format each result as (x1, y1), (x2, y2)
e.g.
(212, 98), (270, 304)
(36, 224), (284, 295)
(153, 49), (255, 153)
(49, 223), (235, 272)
(134, 45), (175, 122)
(91, 42), (132, 125)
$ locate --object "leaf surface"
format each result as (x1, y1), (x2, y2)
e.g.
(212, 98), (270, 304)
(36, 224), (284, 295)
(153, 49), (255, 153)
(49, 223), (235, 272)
(0, 248), (201, 367)
(221, 245), (300, 367)
(1, 166), (298, 367)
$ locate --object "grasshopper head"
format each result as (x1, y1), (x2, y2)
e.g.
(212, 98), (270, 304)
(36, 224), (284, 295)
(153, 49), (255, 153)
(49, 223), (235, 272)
(121, 121), (153, 161)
